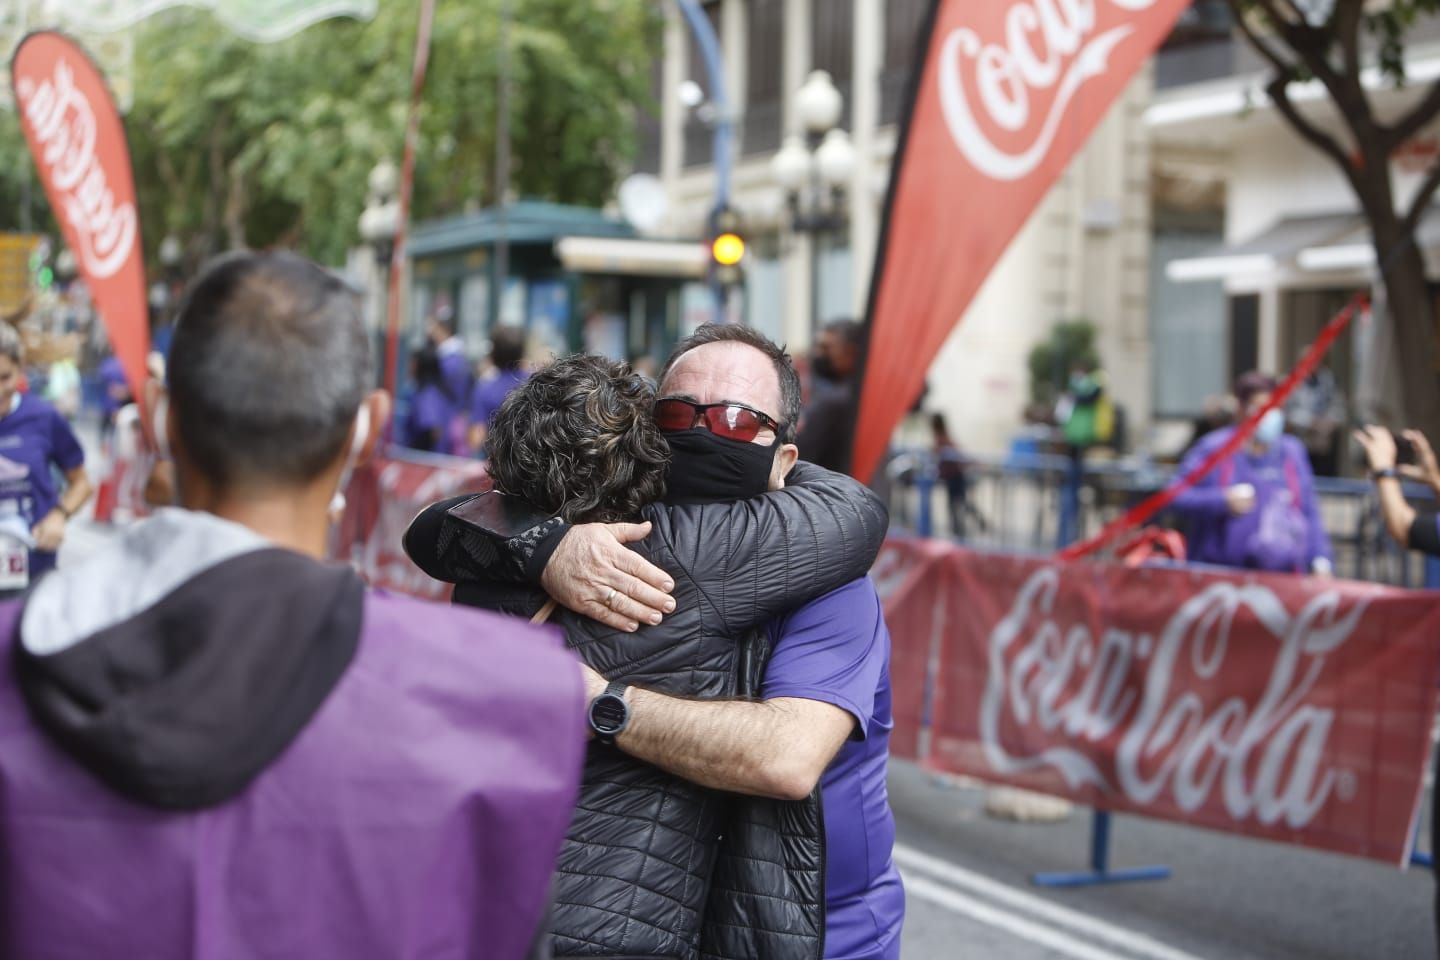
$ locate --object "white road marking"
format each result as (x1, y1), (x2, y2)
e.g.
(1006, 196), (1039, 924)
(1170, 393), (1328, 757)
(905, 873), (1127, 960)
(895, 843), (1210, 960)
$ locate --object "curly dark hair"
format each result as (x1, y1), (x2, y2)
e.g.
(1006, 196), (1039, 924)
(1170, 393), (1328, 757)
(486, 354), (669, 523)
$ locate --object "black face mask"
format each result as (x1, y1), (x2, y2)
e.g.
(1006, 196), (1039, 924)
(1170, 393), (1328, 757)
(812, 353), (839, 381)
(663, 428), (777, 504)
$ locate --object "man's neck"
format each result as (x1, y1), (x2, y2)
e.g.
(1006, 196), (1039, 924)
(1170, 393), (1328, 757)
(190, 491), (333, 559)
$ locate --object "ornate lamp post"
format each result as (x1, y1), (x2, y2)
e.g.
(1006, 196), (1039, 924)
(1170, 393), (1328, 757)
(770, 70), (857, 331)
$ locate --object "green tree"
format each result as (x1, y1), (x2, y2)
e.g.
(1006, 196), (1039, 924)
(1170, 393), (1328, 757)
(1028, 320), (1100, 408)
(7, 0), (658, 268)
(1226, 0), (1440, 436)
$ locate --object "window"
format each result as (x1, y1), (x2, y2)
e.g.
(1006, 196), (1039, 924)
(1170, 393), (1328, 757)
(881, 0), (928, 125)
(811, 0), (853, 129)
(743, 0), (784, 156)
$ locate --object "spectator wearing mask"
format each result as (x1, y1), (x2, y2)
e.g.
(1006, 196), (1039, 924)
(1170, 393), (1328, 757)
(1172, 371), (1333, 575)
(0, 251), (583, 960)
(469, 324), (529, 455)
(798, 318), (863, 474)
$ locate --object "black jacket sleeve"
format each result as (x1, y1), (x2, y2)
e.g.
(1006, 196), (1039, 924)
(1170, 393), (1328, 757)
(1409, 510), (1440, 557)
(645, 461), (888, 634)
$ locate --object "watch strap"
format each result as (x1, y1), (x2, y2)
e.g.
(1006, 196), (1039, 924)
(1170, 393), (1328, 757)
(1373, 467), (1400, 482)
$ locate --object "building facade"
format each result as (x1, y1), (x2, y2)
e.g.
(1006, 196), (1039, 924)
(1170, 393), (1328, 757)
(638, 0), (1157, 456)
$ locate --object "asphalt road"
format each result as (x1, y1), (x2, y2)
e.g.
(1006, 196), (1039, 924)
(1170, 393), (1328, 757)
(890, 760), (1434, 960)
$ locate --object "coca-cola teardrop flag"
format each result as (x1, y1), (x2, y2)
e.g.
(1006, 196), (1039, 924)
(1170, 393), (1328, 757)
(12, 33), (148, 404)
(853, 1), (1190, 480)
(877, 539), (1440, 866)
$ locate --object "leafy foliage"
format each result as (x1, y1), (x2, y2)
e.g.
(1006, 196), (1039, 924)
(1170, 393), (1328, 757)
(1028, 320), (1100, 407)
(4, 0), (659, 267)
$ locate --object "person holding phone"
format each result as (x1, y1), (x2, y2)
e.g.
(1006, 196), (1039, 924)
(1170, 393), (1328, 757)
(1353, 425), (1440, 554)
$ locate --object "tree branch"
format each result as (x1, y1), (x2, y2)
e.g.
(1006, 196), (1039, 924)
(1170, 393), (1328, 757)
(1265, 75), (1362, 192)
(1228, 1), (1302, 77)
(1404, 159), (1440, 237)
(1387, 78), (1440, 152)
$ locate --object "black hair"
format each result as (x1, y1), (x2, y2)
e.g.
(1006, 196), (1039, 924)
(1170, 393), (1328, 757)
(486, 354), (669, 523)
(659, 323), (801, 443)
(168, 251), (370, 490)
(491, 325), (526, 371)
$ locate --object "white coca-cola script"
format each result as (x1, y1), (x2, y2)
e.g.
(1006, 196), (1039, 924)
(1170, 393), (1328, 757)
(16, 58), (137, 280)
(938, 0), (1158, 181)
(979, 567), (1368, 829)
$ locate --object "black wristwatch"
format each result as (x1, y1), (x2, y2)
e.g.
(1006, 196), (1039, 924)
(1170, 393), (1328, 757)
(1373, 467), (1400, 482)
(587, 680), (631, 745)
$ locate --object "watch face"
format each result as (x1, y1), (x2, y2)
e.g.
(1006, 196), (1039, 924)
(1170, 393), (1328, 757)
(590, 694), (628, 734)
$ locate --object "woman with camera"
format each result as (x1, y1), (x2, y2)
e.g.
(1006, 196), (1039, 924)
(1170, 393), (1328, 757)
(1354, 425), (1440, 555)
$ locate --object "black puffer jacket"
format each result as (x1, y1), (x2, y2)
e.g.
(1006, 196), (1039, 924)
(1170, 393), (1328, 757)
(406, 463), (887, 959)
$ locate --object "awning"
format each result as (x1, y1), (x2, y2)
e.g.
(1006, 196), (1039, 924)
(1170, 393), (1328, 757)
(554, 236), (708, 279)
(1166, 212), (1360, 282)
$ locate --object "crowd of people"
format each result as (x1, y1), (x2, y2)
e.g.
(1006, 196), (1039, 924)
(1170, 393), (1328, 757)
(0, 251), (904, 960)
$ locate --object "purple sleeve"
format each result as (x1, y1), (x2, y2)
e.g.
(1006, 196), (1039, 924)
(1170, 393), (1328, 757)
(762, 579), (886, 740)
(1170, 437), (1230, 516)
(49, 410), (84, 471)
(470, 381), (494, 426)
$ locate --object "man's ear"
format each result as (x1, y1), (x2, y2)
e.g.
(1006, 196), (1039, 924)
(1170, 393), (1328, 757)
(357, 390), (392, 468)
(770, 443), (800, 490)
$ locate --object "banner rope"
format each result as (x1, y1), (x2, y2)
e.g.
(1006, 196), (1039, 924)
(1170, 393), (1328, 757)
(1058, 293), (1367, 562)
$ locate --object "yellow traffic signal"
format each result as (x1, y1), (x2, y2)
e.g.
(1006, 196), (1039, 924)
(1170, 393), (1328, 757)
(711, 232), (746, 267)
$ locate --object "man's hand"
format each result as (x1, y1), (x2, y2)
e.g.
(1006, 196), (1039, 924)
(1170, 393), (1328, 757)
(1400, 429), (1440, 492)
(1225, 483), (1256, 517)
(32, 509), (66, 553)
(1354, 425), (1397, 473)
(542, 522), (675, 632)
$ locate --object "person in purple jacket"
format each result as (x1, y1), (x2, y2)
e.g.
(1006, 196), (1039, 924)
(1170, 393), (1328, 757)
(0, 251), (584, 960)
(1172, 371), (1334, 575)
(469, 324), (530, 455)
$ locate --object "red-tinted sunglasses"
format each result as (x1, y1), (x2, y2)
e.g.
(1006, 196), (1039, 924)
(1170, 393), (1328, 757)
(655, 397), (781, 442)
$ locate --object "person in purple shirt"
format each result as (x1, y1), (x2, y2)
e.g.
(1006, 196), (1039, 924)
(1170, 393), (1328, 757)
(1172, 371), (1333, 575)
(469, 324), (529, 454)
(765, 579), (904, 958)
(402, 344), (457, 453)
(0, 251), (582, 960)
(0, 324), (92, 584)
(537, 324), (904, 956)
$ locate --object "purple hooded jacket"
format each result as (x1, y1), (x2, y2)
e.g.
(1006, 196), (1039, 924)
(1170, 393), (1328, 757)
(1172, 427), (1333, 573)
(0, 509), (583, 960)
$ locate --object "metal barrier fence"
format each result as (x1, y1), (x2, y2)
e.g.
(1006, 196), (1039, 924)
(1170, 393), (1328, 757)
(882, 447), (1440, 588)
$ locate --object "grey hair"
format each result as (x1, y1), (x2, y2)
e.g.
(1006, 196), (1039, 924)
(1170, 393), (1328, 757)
(168, 251), (372, 489)
(0, 324), (23, 366)
(486, 354), (669, 523)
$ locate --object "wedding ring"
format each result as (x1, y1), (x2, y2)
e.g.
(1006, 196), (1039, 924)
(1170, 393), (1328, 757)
(604, 587), (618, 608)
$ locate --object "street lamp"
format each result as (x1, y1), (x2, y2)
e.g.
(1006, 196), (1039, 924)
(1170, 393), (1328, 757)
(359, 159), (401, 270)
(769, 70), (856, 330)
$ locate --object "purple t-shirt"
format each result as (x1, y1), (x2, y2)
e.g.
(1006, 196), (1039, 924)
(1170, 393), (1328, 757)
(0, 394), (85, 574)
(470, 368), (529, 429)
(766, 578), (904, 960)
(404, 385), (454, 453)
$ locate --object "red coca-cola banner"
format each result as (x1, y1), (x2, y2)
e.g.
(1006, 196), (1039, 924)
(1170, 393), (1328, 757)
(853, 1), (1191, 480)
(12, 33), (149, 403)
(333, 448), (489, 600)
(877, 539), (1440, 866)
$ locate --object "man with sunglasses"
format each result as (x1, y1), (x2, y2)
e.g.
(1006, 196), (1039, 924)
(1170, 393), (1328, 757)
(504, 325), (904, 959)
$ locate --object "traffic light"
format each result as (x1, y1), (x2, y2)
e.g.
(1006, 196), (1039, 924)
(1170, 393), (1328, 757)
(708, 205), (745, 288)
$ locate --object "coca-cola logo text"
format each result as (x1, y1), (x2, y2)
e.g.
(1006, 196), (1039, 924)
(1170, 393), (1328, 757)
(979, 567), (1367, 829)
(938, 0), (1158, 181)
(17, 58), (137, 280)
